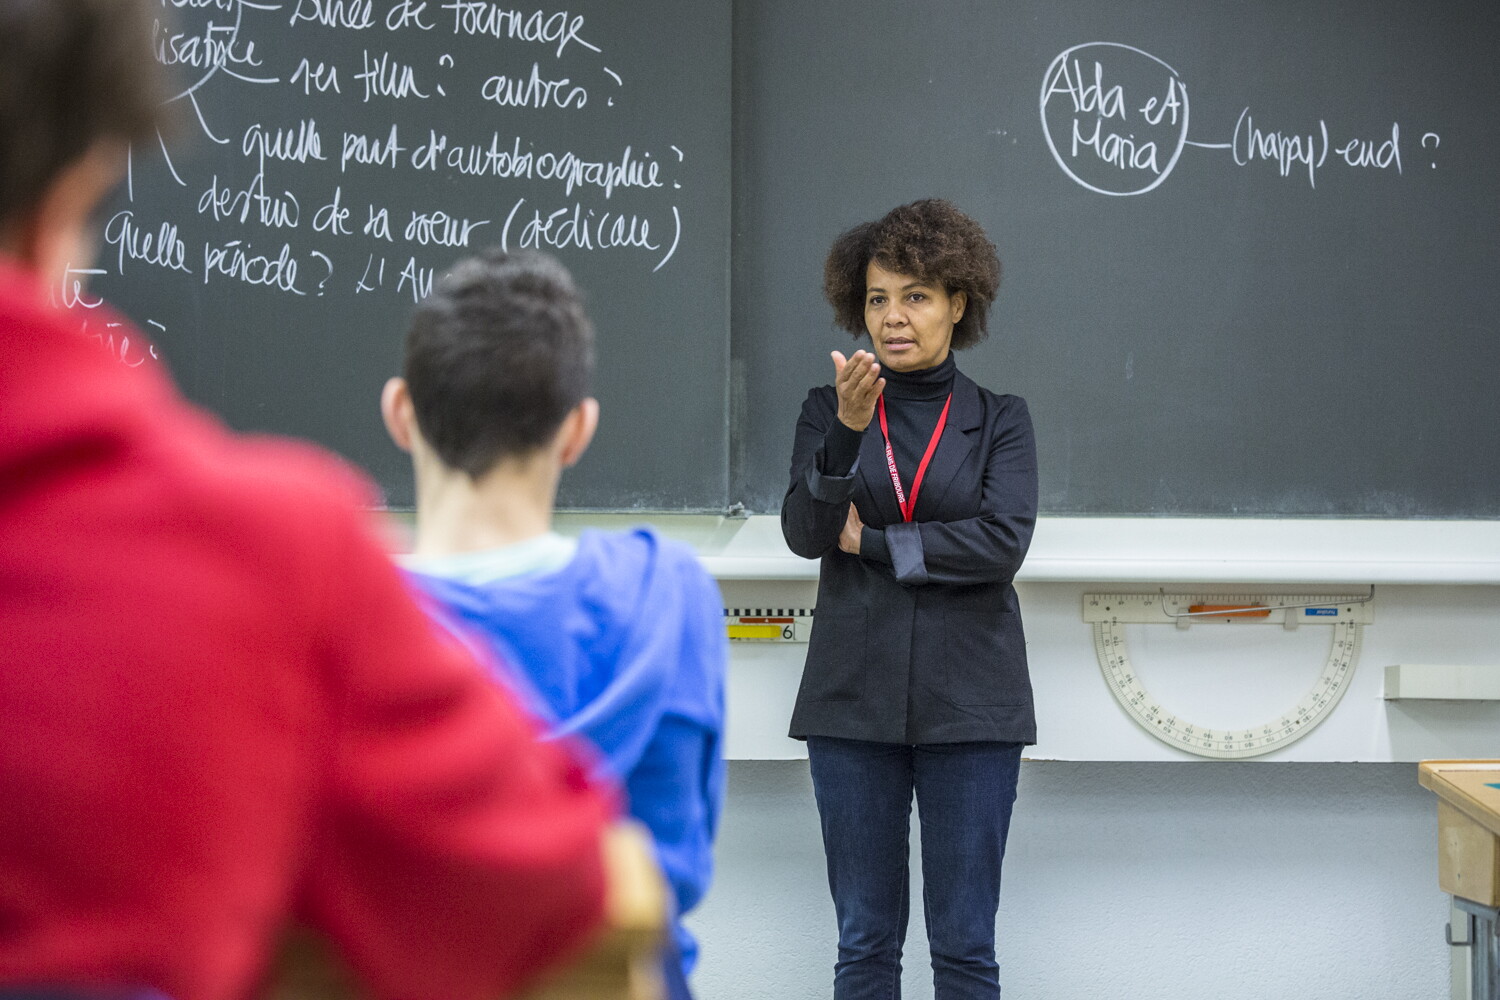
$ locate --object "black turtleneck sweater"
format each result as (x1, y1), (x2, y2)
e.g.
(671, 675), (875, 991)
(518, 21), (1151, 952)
(820, 353), (957, 487)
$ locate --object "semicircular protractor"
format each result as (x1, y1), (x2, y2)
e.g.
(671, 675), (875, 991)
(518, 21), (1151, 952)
(1083, 593), (1372, 759)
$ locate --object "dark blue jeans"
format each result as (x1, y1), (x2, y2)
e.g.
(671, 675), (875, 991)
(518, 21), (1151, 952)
(807, 737), (1024, 1000)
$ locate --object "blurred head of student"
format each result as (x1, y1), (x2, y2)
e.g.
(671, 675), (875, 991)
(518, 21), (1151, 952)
(0, 0), (166, 283)
(382, 248), (600, 489)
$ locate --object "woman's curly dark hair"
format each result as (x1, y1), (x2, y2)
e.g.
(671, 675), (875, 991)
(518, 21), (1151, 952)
(823, 199), (1001, 350)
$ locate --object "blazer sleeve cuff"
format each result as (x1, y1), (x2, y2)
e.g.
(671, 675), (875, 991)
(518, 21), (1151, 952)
(820, 420), (864, 477)
(804, 461), (859, 505)
(885, 522), (928, 586)
(859, 526), (891, 566)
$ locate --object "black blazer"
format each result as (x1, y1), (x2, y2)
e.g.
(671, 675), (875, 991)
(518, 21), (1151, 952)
(781, 369), (1038, 745)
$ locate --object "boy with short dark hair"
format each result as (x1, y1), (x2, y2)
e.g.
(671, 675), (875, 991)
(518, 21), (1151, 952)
(382, 248), (727, 995)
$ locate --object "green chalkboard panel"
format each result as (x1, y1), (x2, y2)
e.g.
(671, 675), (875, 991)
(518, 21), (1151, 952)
(94, 0), (730, 510)
(730, 0), (1500, 517)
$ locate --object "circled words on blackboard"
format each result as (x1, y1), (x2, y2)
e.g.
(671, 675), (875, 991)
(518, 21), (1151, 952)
(1040, 41), (1442, 196)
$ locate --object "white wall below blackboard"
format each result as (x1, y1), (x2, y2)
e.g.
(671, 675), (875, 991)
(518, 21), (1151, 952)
(687, 759), (1453, 1000)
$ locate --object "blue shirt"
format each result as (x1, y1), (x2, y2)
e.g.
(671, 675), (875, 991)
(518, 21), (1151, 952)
(403, 527), (727, 975)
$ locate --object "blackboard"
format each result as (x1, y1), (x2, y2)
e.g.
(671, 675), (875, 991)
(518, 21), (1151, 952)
(92, 1), (1499, 517)
(730, 0), (1500, 517)
(91, 0), (730, 510)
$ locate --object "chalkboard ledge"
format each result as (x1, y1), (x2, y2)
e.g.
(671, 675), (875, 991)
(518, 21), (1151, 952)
(544, 514), (1500, 586)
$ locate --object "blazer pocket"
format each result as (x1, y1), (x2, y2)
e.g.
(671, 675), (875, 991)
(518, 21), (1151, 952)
(940, 609), (1029, 707)
(798, 606), (867, 702)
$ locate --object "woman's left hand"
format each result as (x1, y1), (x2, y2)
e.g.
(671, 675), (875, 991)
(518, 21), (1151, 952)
(838, 503), (864, 555)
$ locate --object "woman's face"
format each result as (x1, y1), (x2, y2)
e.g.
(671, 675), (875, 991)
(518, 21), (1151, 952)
(863, 260), (966, 373)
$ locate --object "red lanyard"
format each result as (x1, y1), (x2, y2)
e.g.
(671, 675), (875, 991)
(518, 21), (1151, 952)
(876, 393), (952, 522)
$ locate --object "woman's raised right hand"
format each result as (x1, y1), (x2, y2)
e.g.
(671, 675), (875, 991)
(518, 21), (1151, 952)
(831, 350), (885, 432)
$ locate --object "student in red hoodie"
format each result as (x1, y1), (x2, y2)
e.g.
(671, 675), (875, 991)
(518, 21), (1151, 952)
(0, 3), (624, 999)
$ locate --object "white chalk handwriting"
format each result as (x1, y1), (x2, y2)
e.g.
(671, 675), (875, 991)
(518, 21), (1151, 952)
(102, 0), (696, 325)
(441, 4), (598, 57)
(1042, 41), (1436, 195)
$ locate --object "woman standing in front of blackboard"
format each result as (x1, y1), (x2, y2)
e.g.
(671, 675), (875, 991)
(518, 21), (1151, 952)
(782, 199), (1038, 1000)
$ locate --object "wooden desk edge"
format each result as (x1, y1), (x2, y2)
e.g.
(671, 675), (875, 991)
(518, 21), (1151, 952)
(1418, 759), (1500, 834)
